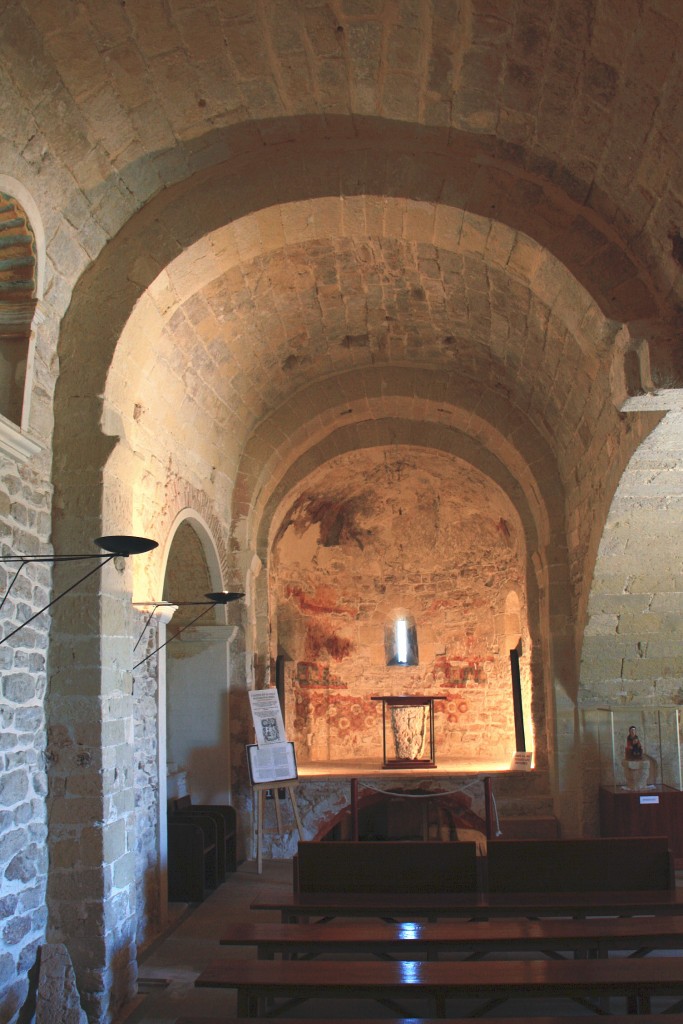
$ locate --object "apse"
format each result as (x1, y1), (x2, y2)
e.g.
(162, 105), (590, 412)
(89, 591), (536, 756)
(270, 445), (533, 769)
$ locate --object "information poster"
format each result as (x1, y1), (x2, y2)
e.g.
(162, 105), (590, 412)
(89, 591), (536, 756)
(246, 742), (298, 785)
(248, 688), (287, 747)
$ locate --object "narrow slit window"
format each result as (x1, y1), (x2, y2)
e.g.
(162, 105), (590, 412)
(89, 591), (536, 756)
(396, 618), (408, 664)
(385, 610), (418, 666)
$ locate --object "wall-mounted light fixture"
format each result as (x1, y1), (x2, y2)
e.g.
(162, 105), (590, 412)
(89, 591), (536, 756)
(0, 535), (157, 645)
(131, 590), (244, 670)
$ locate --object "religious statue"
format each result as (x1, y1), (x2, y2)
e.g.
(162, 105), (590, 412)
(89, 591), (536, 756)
(622, 724), (648, 790)
(624, 725), (643, 760)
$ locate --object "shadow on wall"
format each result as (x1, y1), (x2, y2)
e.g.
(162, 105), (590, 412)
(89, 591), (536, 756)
(15, 948), (41, 1024)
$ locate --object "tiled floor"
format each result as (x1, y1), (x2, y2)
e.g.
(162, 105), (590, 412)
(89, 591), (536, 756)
(115, 861), (683, 1023)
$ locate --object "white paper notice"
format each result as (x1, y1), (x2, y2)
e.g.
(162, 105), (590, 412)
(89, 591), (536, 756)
(510, 751), (533, 771)
(247, 742), (298, 784)
(249, 688), (287, 747)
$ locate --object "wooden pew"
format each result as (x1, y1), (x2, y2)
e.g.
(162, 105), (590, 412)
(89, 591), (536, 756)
(294, 840), (479, 894)
(251, 887), (683, 923)
(255, 834), (677, 922)
(167, 819), (217, 903)
(195, 955), (683, 1017)
(219, 915), (683, 960)
(172, 794), (238, 878)
(180, 1018), (683, 1024)
(486, 836), (675, 893)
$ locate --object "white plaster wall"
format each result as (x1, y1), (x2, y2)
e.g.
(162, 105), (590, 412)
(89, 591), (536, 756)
(166, 639), (231, 806)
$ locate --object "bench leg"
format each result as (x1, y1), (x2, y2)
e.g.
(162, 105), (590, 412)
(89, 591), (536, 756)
(429, 993), (446, 1017)
(236, 988), (257, 1018)
(633, 990), (651, 1014)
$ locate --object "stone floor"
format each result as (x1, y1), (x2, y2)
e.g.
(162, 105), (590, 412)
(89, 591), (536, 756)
(115, 860), (293, 1024)
(114, 860), (683, 1023)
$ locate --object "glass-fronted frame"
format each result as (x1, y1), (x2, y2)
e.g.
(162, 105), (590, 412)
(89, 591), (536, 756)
(596, 706), (683, 791)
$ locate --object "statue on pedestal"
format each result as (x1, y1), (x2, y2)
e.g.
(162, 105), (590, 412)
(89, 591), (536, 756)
(625, 725), (643, 760)
(623, 725), (648, 790)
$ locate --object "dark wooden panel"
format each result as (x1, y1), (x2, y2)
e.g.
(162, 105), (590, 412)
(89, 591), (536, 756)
(486, 836), (673, 892)
(294, 839), (478, 894)
(600, 785), (683, 860)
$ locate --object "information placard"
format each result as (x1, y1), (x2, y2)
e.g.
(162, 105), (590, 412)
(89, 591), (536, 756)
(249, 688), (287, 747)
(510, 751), (533, 771)
(246, 742), (298, 785)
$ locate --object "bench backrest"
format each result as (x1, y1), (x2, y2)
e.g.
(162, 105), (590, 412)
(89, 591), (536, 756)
(294, 840), (479, 893)
(486, 836), (674, 892)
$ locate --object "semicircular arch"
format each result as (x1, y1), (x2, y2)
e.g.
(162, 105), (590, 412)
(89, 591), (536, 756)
(58, 118), (669, 434)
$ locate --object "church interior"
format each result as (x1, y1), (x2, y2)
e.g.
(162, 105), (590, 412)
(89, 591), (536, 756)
(1, 1), (683, 1020)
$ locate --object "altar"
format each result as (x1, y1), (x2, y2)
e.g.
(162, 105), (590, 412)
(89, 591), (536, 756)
(372, 694), (446, 769)
(294, 763), (499, 843)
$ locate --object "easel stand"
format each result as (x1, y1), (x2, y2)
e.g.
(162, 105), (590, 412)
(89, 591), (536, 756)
(253, 780), (303, 874)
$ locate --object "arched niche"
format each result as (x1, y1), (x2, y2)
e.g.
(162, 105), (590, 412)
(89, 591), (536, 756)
(130, 510), (232, 937)
(162, 515), (234, 808)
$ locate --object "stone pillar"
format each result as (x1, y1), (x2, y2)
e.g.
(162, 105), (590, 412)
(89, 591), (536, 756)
(47, 561), (138, 1023)
(141, 603), (177, 935)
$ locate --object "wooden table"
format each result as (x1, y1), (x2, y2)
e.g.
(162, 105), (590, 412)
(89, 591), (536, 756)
(195, 955), (683, 1017)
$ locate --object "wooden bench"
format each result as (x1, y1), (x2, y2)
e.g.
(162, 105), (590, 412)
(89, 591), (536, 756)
(195, 955), (683, 1017)
(486, 836), (675, 893)
(251, 887), (683, 923)
(257, 834), (676, 923)
(180, 1017), (683, 1024)
(172, 795), (237, 879)
(219, 915), (683, 960)
(167, 818), (217, 903)
(294, 840), (479, 894)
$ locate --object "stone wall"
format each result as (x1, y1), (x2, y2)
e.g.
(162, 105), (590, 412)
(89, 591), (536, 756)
(0, 4), (681, 1021)
(0, 408), (53, 1017)
(0, 542), (49, 1017)
(579, 403), (683, 834)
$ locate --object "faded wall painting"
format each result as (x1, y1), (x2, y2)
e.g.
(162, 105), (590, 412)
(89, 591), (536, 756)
(271, 446), (532, 767)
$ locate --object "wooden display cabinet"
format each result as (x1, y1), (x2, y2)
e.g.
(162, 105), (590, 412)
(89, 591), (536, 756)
(599, 785), (683, 863)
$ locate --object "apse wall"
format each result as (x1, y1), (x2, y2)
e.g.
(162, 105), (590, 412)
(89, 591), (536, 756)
(272, 446), (533, 767)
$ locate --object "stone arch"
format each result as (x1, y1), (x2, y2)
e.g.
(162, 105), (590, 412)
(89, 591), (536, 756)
(53, 123), (673, 616)
(159, 508), (226, 607)
(43, 116), (679, 998)
(56, 120), (677, 453)
(244, 399), (564, 743)
(264, 440), (546, 773)
(257, 426), (556, 766)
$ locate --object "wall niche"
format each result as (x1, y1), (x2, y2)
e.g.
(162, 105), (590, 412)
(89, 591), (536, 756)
(270, 446), (532, 768)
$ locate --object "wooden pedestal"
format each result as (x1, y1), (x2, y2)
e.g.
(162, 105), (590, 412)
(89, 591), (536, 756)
(599, 784), (683, 863)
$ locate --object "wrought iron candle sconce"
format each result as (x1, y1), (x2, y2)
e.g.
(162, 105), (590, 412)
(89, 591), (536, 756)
(0, 535), (158, 645)
(132, 590), (244, 670)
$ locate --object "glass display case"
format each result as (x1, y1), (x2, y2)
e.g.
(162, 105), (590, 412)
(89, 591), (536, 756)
(596, 706), (683, 792)
(597, 706), (683, 861)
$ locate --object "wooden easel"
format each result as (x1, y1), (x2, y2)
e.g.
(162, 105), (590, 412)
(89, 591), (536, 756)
(253, 780), (303, 874)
